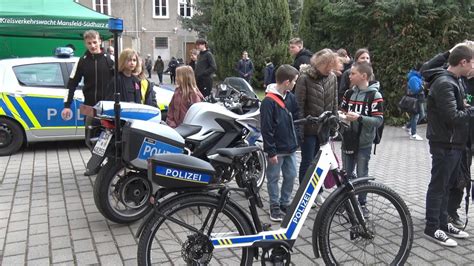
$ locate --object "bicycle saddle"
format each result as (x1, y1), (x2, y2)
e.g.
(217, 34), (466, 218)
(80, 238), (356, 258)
(216, 146), (260, 158)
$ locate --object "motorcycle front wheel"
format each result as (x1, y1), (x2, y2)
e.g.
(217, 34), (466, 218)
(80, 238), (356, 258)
(93, 159), (153, 224)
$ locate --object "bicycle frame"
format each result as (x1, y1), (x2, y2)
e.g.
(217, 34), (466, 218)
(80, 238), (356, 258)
(210, 142), (339, 249)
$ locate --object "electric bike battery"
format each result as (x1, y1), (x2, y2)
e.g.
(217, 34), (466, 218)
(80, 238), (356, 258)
(148, 154), (216, 188)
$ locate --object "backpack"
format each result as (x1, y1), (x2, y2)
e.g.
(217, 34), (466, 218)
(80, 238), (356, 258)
(344, 89), (384, 154)
(407, 74), (423, 95)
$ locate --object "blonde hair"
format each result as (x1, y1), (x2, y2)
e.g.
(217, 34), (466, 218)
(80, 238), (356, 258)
(310, 48), (339, 69)
(134, 57), (146, 79)
(176, 66), (200, 101)
(118, 48), (141, 73)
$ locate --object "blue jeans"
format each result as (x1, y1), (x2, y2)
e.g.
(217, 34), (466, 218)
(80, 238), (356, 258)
(299, 135), (319, 184)
(341, 146), (371, 205)
(425, 146), (462, 234)
(409, 113), (420, 135)
(266, 152), (297, 207)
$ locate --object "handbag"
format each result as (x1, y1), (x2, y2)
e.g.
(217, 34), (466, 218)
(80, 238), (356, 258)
(398, 95), (418, 113)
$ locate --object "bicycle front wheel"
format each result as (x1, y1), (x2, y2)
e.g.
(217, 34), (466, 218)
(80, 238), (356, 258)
(137, 194), (255, 266)
(318, 182), (413, 265)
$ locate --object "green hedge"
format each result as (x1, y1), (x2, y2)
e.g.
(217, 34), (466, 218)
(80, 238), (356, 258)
(299, 0), (473, 124)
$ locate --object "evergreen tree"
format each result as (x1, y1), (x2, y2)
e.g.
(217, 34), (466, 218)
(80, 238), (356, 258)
(298, 0), (473, 122)
(210, 0), (292, 86)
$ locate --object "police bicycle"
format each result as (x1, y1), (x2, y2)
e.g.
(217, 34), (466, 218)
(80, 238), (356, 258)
(136, 111), (414, 265)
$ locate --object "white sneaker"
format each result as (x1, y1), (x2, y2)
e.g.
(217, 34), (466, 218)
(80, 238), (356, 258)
(312, 194), (325, 209)
(402, 125), (411, 135)
(444, 223), (469, 239)
(409, 134), (423, 141)
(425, 229), (457, 247)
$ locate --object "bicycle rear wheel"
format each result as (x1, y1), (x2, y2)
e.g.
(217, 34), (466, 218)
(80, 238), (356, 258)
(318, 182), (413, 265)
(137, 194), (254, 265)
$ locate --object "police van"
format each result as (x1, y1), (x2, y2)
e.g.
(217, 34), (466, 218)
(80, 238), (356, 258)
(0, 52), (172, 156)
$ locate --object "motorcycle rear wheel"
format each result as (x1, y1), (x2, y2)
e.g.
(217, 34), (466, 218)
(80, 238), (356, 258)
(94, 159), (152, 224)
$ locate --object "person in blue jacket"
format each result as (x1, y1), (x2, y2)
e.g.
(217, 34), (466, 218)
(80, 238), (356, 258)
(261, 64), (300, 222)
(403, 63), (425, 141)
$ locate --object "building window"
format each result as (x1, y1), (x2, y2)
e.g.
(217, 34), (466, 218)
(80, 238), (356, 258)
(154, 0), (169, 18)
(155, 37), (168, 49)
(93, 0), (110, 15)
(179, 0), (193, 17)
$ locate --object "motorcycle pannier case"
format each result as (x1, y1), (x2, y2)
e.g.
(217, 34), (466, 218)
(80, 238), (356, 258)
(148, 154), (216, 188)
(122, 120), (185, 169)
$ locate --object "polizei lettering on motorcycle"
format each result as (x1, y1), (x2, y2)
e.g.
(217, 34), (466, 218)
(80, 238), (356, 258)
(292, 192), (311, 224)
(164, 168), (203, 182)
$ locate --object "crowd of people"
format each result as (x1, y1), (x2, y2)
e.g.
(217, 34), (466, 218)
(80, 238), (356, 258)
(62, 29), (474, 248)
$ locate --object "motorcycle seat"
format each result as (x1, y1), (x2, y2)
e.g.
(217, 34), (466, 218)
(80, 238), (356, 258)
(216, 146), (260, 158)
(175, 124), (202, 138)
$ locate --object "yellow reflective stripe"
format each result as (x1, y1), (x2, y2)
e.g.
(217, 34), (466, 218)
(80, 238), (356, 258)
(26, 94), (63, 99)
(217, 239), (223, 245)
(2, 95), (28, 129)
(281, 234), (287, 240)
(226, 239), (232, 245)
(15, 97), (41, 128)
(141, 79), (147, 104)
(0, 107), (5, 115)
(29, 126), (77, 130)
(158, 103), (166, 110)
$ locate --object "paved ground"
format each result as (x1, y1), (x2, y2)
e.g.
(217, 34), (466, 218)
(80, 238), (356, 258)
(1, 76), (474, 265)
(1, 123), (474, 265)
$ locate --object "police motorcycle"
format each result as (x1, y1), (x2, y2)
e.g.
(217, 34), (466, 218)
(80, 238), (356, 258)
(85, 79), (266, 224)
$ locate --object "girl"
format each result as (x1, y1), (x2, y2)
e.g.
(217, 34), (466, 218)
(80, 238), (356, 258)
(166, 66), (204, 128)
(106, 48), (142, 103)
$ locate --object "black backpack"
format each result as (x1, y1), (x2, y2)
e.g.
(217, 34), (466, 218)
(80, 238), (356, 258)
(344, 89), (384, 154)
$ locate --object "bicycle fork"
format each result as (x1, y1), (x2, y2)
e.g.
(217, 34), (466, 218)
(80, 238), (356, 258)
(343, 183), (374, 240)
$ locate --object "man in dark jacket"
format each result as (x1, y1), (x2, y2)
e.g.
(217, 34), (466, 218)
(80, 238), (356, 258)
(263, 57), (275, 88)
(61, 30), (113, 175)
(261, 64), (300, 222)
(194, 39), (217, 97)
(289, 38), (312, 71)
(423, 45), (473, 247)
(153, 55), (164, 85)
(236, 51), (254, 82)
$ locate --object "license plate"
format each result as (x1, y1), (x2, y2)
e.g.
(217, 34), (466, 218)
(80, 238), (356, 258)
(93, 131), (113, 157)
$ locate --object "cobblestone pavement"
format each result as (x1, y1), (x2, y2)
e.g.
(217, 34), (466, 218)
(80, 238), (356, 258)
(1, 120), (474, 265)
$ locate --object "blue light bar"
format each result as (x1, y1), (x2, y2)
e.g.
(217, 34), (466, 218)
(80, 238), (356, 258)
(108, 18), (123, 32)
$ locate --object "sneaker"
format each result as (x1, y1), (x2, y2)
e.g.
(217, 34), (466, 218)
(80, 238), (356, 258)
(360, 205), (370, 219)
(448, 215), (465, 229)
(425, 229), (457, 247)
(409, 134), (423, 141)
(270, 206), (284, 222)
(444, 223), (469, 239)
(312, 194), (325, 209)
(280, 205), (290, 214)
(402, 125), (411, 134)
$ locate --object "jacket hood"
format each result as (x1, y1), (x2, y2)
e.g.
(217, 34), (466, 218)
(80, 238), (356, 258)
(407, 69), (421, 80)
(353, 81), (380, 95)
(296, 48), (313, 59)
(265, 83), (286, 98)
(423, 67), (453, 84)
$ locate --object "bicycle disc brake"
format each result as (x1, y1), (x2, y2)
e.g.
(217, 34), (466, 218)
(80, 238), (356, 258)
(182, 233), (214, 264)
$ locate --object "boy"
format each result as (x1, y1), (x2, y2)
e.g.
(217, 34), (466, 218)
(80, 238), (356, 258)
(340, 61), (384, 217)
(261, 64), (300, 222)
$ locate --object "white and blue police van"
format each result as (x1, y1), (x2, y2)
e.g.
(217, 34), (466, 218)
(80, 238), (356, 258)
(0, 48), (173, 156)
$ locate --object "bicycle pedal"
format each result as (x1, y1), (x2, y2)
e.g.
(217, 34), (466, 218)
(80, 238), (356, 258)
(262, 223), (272, 231)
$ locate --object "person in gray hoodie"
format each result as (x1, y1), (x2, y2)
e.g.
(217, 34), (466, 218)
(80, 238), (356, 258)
(339, 61), (384, 218)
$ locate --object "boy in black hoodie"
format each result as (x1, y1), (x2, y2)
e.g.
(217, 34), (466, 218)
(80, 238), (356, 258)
(261, 65), (300, 222)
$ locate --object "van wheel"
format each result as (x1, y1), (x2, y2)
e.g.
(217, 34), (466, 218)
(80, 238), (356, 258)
(0, 118), (24, 156)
